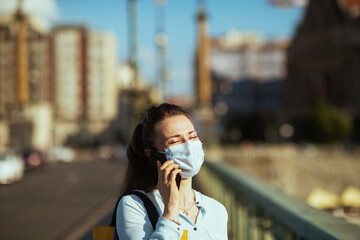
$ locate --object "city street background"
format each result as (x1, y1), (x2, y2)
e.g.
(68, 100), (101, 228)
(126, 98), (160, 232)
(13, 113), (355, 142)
(1, 0), (360, 239)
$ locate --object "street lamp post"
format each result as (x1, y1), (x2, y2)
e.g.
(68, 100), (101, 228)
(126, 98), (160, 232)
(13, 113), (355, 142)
(127, 0), (138, 88)
(155, 0), (168, 101)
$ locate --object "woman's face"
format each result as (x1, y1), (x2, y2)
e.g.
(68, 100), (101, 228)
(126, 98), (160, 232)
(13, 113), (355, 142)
(154, 115), (199, 151)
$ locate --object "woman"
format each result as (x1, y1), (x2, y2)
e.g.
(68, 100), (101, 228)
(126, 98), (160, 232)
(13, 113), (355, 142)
(116, 103), (228, 239)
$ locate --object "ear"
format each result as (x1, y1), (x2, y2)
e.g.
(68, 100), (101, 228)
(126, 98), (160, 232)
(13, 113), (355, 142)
(144, 149), (151, 158)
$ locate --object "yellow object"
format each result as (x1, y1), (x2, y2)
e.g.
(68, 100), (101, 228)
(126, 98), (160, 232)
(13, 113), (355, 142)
(16, 12), (29, 105)
(341, 186), (360, 207)
(92, 226), (115, 240)
(306, 187), (340, 209)
(180, 230), (188, 240)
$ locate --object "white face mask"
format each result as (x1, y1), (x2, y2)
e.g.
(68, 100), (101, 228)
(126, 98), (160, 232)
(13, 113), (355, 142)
(161, 140), (205, 179)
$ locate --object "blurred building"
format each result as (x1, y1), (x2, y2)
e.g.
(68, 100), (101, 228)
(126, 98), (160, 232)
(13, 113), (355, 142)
(0, 4), (120, 149)
(286, 0), (360, 141)
(209, 30), (289, 142)
(211, 31), (287, 82)
(52, 26), (87, 121)
(0, 4), (53, 150)
(88, 32), (117, 125)
(94, 63), (160, 146)
(52, 26), (118, 145)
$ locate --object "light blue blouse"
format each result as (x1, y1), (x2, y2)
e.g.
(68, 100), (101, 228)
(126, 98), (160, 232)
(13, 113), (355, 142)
(116, 189), (228, 239)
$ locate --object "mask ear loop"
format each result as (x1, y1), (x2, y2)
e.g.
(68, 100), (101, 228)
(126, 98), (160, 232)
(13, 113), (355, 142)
(157, 149), (166, 154)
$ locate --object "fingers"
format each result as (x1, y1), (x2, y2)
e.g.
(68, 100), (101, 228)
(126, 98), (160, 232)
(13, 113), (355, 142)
(169, 168), (182, 183)
(163, 164), (180, 183)
(157, 160), (180, 185)
(159, 160), (175, 171)
(156, 160), (181, 217)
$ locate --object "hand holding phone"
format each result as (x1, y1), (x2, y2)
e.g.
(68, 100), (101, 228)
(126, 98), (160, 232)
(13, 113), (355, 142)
(150, 149), (181, 189)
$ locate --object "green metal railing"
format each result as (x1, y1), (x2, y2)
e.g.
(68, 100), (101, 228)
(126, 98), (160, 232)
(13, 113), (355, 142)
(195, 160), (360, 240)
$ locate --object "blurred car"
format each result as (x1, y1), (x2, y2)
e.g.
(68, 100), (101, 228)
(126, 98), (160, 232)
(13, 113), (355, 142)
(48, 147), (76, 163)
(22, 149), (46, 170)
(98, 144), (126, 160)
(98, 145), (113, 160)
(0, 154), (25, 184)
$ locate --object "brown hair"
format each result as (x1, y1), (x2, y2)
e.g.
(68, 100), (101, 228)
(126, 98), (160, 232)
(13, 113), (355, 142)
(120, 103), (191, 194)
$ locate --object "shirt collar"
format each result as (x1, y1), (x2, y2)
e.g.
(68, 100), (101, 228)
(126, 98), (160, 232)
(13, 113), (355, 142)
(194, 190), (206, 215)
(193, 189), (202, 207)
(153, 189), (203, 207)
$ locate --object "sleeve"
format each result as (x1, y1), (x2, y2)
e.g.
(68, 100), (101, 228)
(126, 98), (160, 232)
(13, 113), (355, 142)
(207, 198), (228, 240)
(116, 195), (182, 240)
(220, 204), (228, 240)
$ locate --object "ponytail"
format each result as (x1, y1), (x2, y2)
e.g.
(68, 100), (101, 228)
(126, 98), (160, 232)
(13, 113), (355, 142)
(120, 123), (157, 194)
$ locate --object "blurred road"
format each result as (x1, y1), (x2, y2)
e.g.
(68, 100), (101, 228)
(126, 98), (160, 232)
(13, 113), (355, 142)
(0, 159), (126, 240)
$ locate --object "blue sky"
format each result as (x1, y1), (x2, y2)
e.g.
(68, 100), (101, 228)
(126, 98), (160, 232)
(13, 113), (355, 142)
(56, 0), (305, 96)
(0, 0), (305, 96)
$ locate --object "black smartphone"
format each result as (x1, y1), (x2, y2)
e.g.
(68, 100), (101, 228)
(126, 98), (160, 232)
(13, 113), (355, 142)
(150, 149), (181, 189)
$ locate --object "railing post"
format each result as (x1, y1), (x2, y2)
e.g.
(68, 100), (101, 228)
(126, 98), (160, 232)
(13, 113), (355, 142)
(239, 199), (247, 240)
(226, 186), (236, 240)
(262, 214), (274, 240)
(245, 201), (251, 240)
(235, 195), (241, 240)
(250, 205), (260, 240)
(272, 219), (293, 240)
(230, 191), (238, 240)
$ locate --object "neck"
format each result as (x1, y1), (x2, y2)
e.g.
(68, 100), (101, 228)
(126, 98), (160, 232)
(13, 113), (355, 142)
(178, 178), (195, 208)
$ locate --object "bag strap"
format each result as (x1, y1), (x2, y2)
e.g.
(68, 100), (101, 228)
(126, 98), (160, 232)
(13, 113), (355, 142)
(110, 191), (160, 230)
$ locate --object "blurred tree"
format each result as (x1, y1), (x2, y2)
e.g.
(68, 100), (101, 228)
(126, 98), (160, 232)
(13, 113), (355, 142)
(309, 98), (352, 142)
(128, 89), (154, 122)
(95, 88), (154, 147)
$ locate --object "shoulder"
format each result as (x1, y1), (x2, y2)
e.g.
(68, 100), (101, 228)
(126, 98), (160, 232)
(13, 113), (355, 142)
(117, 190), (161, 215)
(195, 190), (228, 218)
(117, 191), (148, 214)
(115, 191), (156, 238)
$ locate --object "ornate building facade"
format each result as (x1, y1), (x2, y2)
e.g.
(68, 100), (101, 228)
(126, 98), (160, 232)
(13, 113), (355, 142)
(286, 0), (360, 141)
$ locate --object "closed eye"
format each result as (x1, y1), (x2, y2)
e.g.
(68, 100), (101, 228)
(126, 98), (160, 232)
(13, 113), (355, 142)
(168, 138), (181, 145)
(189, 132), (198, 140)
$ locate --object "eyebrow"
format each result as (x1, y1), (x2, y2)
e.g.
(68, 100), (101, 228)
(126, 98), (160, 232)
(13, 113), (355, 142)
(166, 130), (197, 140)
